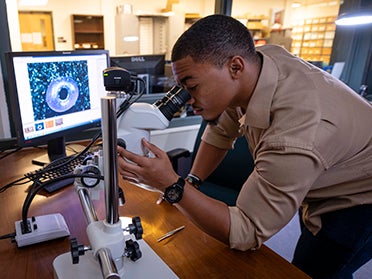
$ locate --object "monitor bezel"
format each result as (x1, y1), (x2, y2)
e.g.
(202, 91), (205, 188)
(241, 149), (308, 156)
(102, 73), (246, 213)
(5, 49), (110, 148)
(110, 53), (166, 94)
(109, 53), (165, 75)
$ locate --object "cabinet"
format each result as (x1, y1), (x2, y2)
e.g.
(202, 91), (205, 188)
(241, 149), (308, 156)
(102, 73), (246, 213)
(291, 16), (336, 65)
(184, 13), (200, 30)
(246, 16), (269, 47)
(71, 15), (104, 50)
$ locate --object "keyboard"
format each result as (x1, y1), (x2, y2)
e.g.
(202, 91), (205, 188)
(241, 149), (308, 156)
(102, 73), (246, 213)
(25, 155), (87, 193)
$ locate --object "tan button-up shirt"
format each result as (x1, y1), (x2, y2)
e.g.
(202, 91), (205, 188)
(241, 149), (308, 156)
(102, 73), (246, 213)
(202, 45), (372, 251)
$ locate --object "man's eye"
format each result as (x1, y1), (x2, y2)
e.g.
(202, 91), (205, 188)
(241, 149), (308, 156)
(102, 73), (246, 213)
(187, 85), (197, 91)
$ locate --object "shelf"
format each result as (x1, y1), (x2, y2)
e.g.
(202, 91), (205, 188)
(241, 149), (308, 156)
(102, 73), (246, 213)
(74, 30), (104, 34)
(71, 14), (104, 50)
(290, 16), (336, 65)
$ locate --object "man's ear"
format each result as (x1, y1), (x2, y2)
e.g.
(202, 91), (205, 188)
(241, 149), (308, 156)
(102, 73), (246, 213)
(228, 56), (244, 78)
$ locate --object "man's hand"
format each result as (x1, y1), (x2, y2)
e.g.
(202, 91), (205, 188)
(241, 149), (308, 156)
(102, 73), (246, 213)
(117, 138), (179, 192)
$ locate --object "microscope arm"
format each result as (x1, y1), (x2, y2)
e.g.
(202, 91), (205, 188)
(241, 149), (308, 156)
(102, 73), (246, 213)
(117, 102), (171, 156)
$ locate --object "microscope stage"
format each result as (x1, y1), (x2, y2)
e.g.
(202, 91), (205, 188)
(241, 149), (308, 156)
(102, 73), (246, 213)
(53, 238), (178, 279)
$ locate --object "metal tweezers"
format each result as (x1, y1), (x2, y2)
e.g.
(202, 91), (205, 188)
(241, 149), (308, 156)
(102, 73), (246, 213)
(157, 225), (185, 242)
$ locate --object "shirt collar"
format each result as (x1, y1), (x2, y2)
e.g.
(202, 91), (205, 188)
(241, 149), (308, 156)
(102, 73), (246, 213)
(243, 49), (279, 129)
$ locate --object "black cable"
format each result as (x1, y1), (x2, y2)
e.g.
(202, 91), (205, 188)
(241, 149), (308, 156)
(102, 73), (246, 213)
(0, 232), (16, 240)
(0, 146), (23, 160)
(3, 77), (146, 189)
(21, 173), (104, 230)
(28, 83), (145, 184)
(0, 90), (140, 195)
(28, 129), (103, 190)
(14, 78), (147, 231)
(0, 176), (31, 193)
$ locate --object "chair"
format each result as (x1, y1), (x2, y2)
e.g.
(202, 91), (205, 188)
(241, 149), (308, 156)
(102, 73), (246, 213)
(167, 121), (254, 206)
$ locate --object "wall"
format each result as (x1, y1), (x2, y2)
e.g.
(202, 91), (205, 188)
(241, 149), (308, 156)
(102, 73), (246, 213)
(0, 0), (213, 143)
(231, 0), (340, 30)
(9, 1), (340, 57)
(290, 1), (340, 23)
(232, 0), (286, 21)
(12, 0), (116, 52)
(8, 0), (214, 56)
(0, 0), (344, 142)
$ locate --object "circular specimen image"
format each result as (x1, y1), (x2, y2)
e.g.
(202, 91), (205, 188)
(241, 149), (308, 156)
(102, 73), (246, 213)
(28, 60), (90, 121)
(46, 77), (79, 112)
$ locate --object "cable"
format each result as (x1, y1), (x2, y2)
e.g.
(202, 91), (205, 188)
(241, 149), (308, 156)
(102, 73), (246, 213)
(0, 91), (139, 195)
(0, 146), (23, 161)
(0, 176), (31, 193)
(2, 76), (146, 189)
(8, 78), (147, 231)
(30, 81), (146, 181)
(21, 173), (104, 231)
(0, 232), (16, 240)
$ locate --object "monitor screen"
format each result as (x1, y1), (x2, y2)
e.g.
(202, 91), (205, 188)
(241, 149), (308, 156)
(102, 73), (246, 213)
(110, 54), (169, 94)
(5, 50), (109, 165)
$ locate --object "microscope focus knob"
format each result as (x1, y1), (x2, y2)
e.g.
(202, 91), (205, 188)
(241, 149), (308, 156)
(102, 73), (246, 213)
(80, 165), (101, 188)
(117, 138), (126, 149)
(125, 239), (142, 262)
(129, 216), (143, 240)
(70, 237), (87, 264)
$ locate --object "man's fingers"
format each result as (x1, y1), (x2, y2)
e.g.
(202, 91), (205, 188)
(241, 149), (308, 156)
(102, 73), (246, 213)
(141, 138), (167, 158)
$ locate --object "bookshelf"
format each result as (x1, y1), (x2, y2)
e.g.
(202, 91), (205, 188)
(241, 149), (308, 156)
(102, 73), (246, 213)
(71, 14), (104, 50)
(291, 16), (336, 65)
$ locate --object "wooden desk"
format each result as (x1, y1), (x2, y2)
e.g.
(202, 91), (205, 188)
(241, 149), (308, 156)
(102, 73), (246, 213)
(0, 148), (310, 278)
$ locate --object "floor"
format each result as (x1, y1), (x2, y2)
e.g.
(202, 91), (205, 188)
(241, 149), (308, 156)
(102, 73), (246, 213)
(264, 215), (372, 279)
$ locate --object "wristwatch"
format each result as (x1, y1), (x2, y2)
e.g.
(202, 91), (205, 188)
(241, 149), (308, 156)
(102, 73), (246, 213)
(163, 177), (185, 204)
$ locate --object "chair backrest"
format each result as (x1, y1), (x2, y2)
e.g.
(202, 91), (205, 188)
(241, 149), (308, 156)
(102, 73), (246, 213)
(193, 121), (254, 191)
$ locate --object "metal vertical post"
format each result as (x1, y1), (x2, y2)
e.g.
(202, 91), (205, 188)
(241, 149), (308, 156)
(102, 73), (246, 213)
(101, 96), (120, 225)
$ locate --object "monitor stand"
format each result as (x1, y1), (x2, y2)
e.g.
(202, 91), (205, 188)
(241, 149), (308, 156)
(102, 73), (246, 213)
(32, 137), (84, 166)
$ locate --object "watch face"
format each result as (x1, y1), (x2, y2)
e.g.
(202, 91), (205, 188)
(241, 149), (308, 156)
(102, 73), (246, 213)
(164, 181), (184, 204)
(167, 188), (181, 200)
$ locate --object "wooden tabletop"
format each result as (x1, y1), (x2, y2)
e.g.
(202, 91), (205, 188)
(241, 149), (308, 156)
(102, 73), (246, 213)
(0, 148), (310, 278)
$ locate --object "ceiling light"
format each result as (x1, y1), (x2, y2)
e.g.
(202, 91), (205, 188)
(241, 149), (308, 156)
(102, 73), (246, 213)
(123, 36), (139, 42)
(291, 2), (302, 8)
(335, 12), (372, 26)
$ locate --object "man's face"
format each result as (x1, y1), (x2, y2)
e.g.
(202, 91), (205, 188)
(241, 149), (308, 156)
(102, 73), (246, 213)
(172, 56), (237, 123)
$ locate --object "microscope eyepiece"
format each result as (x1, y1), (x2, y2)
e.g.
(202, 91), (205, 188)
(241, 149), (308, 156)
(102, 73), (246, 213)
(154, 86), (191, 121)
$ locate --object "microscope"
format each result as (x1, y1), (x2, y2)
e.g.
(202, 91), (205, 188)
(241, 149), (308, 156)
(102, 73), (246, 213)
(106, 67), (191, 156)
(53, 67), (190, 278)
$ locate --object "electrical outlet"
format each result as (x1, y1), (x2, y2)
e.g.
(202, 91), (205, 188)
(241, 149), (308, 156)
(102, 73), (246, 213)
(15, 213), (70, 247)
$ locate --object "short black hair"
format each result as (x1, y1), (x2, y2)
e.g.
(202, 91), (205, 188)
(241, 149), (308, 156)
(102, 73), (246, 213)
(171, 14), (259, 67)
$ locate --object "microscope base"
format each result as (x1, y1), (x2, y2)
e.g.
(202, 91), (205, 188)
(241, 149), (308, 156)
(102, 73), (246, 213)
(53, 239), (178, 278)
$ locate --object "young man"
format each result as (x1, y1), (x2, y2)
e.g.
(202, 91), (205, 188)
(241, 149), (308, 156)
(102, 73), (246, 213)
(118, 15), (372, 278)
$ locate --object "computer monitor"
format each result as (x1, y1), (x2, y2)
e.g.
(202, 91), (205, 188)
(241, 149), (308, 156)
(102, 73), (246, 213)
(5, 50), (110, 165)
(110, 54), (168, 94)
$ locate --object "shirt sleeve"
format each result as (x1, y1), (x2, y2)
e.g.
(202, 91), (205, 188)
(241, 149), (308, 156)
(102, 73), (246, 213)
(201, 108), (243, 149)
(229, 147), (324, 251)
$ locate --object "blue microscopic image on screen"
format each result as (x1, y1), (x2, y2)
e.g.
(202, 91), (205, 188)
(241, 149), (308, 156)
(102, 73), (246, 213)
(27, 60), (90, 121)
(35, 122), (44, 131)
